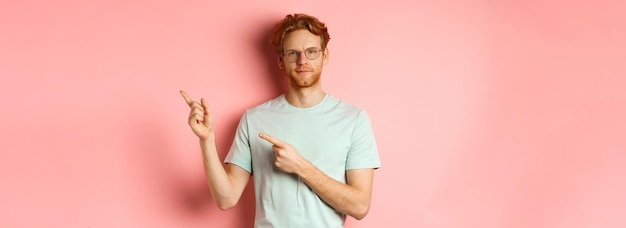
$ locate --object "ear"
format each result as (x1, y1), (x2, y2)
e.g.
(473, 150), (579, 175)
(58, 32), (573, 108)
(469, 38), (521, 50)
(322, 47), (329, 65)
(277, 55), (284, 69)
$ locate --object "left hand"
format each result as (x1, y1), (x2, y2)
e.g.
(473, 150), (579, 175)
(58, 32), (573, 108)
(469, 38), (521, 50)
(259, 133), (308, 174)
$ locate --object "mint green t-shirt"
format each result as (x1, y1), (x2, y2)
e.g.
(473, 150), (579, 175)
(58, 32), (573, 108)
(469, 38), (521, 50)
(225, 94), (381, 228)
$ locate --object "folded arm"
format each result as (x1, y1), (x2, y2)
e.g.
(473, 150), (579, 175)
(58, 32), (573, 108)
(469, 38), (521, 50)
(298, 165), (375, 220)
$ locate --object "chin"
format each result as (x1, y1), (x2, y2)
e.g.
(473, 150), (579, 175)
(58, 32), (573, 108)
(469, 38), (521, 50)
(289, 75), (320, 88)
(292, 81), (314, 88)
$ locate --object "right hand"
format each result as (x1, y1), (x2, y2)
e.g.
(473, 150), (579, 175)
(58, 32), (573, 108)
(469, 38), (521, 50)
(180, 90), (214, 140)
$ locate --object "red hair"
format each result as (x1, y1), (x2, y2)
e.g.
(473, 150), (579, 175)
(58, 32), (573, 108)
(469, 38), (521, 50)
(271, 14), (330, 55)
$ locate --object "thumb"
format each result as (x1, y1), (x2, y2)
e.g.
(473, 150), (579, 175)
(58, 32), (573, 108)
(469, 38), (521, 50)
(200, 98), (213, 124)
(201, 98), (209, 111)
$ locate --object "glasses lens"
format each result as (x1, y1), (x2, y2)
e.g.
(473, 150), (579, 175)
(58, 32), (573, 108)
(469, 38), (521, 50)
(283, 48), (322, 62)
(305, 48), (321, 60)
(284, 51), (298, 62)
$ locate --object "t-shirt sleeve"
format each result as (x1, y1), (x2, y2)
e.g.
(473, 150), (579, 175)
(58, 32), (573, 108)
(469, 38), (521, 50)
(346, 110), (381, 170)
(224, 112), (253, 173)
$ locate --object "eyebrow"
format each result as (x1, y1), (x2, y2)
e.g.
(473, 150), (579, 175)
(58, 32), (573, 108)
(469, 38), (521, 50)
(284, 46), (322, 52)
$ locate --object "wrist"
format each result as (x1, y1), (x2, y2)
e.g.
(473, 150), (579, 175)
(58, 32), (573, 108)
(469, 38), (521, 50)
(296, 159), (314, 177)
(199, 134), (216, 144)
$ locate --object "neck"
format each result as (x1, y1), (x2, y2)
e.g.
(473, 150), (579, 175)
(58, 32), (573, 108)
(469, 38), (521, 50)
(285, 86), (326, 108)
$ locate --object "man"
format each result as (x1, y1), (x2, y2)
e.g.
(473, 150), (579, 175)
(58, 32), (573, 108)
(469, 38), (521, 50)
(180, 13), (380, 227)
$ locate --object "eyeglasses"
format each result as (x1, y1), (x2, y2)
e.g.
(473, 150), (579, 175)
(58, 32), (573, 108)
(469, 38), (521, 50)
(282, 48), (323, 62)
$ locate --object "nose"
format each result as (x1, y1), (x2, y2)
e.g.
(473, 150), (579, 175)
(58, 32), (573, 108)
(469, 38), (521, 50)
(296, 52), (308, 65)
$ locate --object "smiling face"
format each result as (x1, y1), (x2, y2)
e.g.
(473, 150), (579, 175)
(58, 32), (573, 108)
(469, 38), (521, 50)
(280, 29), (329, 89)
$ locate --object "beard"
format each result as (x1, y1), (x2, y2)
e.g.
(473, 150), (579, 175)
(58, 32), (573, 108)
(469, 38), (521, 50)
(288, 71), (321, 88)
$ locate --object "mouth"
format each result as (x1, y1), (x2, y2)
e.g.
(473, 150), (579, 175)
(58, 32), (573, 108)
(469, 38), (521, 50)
(296, 69), (312, 73)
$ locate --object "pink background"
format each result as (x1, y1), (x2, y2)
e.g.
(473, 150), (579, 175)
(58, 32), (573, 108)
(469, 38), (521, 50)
(1, 0), (625, 227)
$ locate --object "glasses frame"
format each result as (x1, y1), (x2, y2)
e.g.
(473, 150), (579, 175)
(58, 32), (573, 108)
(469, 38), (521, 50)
(282, 47), (324, 63)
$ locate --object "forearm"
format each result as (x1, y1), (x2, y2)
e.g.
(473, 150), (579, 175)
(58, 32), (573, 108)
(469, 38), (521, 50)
(297, 162), (371, 220)
(199, 138), (238, 209)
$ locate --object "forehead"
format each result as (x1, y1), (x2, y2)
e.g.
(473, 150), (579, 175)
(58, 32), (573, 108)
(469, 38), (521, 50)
(283, 29), (322, 50)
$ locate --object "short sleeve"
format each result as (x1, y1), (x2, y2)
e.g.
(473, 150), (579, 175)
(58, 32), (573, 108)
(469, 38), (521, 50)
(346, 110), (381, 170)
(224, 112), (253, 173)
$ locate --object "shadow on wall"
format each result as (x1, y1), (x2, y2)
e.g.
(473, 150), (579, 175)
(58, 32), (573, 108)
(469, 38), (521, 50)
(125, 112), (229, 221)
(128, 101), (253, 227)
(128, 16), (286, 228)
(255, 15), (288, 97)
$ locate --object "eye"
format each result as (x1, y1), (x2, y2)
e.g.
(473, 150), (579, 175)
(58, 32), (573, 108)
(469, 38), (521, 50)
(285, 51), (298, 57)
(306, 49), (319, 55)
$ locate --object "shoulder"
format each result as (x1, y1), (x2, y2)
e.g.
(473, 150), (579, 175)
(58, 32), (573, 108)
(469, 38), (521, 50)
(244, 95), (285, 115)
(325, 94), (369, 117)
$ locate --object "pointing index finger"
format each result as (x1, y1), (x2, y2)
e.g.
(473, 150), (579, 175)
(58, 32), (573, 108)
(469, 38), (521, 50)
(180, 90), (193, 106)
(259, 133), (285, 147)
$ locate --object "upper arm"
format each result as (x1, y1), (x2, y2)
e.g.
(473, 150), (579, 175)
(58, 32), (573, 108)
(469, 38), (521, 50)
(346, 168), (375, 197)
(226, 163), (252, 202)
(345, 168), (376, 219)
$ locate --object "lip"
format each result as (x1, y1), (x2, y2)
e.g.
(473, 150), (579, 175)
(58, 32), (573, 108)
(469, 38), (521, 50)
(296, 69), (312, 73)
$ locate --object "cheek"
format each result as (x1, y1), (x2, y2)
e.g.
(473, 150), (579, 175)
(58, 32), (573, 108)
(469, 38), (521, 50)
(315, 60), (326, 69)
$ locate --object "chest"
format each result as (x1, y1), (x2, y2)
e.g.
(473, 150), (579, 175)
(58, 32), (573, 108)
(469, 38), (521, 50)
(248, 112), (357, 175)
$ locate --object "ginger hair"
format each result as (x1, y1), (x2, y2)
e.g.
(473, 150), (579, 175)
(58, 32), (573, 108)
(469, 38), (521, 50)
(271, 14), (330, 55)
